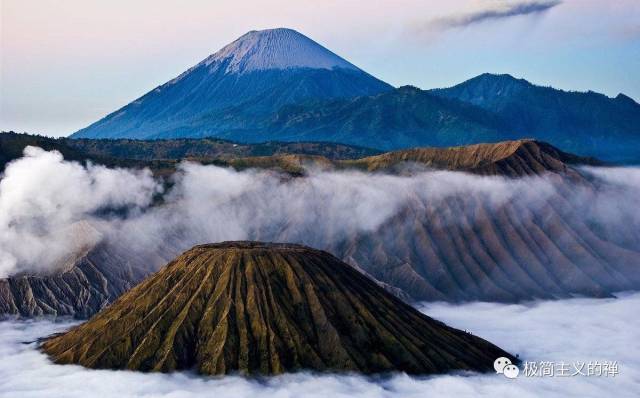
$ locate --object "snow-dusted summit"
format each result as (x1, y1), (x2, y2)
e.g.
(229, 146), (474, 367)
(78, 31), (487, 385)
(72, 28), (392, 140)
(202, 28), (359, 74)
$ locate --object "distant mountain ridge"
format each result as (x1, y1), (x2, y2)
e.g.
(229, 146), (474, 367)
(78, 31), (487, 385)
(261, 86), (508, 149)
(0, 132), (602, 178)
(70, 29), (640, 163)
(431, 73), (640, 162)
(1, 132), (598, 179)
(254, 77), (640, 162)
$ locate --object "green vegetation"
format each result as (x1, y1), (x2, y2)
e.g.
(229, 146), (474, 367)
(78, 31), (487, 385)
(66, 137), (380, 161)
(2, 132), (598, 179)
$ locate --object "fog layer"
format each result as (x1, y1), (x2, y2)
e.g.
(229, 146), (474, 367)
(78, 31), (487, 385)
(1, 293), (638, 397)
(1, 147), (639, 287)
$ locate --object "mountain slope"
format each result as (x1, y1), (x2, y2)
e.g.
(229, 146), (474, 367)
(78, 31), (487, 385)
(431, 73), (640, 162)
(325, 185), (640, 302)
(2, 138), (635, 317)
(262, 86), (508, 149)
(0, 222), (163, 318)
(71, 28), (392, 140)
(225, 140), (600, 178)
(0, 244), (144, 318)
(42, 242), (513, 375)
(217, 143), (640, 303)
(342, 139), (600, 177)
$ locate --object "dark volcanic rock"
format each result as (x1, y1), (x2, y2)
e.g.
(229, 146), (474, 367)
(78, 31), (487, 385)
(0, 221), (169, 319)
(42, 242), (513, 375)
(328, 188), (640, 303)
(0, 242), (153, 319)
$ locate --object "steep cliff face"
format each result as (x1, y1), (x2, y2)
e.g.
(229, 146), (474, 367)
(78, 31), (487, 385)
(0, 242), (154, 318)
(326, 185), (640, 302)
(234, 142), (638, 302)
(42, 242), (513, 375)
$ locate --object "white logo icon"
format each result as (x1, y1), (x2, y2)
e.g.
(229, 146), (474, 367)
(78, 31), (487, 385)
(503, 364), (520, 379)
(494, 357), (519, 378)
(494, 357), (512, 374)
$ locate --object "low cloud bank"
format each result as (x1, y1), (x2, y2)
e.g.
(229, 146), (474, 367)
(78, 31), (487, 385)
(1, 293), (638, 397)
(1, 147), (640, 279)
(0, 147), (159, 277)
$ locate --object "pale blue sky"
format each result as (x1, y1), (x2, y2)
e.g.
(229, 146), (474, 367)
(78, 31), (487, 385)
(1, 0), (639, 137)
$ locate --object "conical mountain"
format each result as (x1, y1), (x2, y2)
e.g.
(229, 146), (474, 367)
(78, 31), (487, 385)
(42, 242), (513, 375)
(71, 28), (392, 140)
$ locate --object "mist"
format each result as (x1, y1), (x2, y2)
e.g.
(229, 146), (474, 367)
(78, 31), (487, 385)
(0, 147), (160, 277)
(1, 147), (639, 395)
(1, 147), (639, 282)
(1, 293), (638, 397)
(0, 146), (559, 277)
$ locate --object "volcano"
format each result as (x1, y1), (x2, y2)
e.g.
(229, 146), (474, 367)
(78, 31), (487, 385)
(42, 242), (512, 375)
(71, 28), (392, 140)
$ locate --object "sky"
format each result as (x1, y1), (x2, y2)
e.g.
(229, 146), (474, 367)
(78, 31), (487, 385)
(1, 0), (639, 137)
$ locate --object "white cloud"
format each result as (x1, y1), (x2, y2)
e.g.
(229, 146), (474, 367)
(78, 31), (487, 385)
(1, 148), (639, 396)
(432, 0), (562, 29)
(94, 159), (561, 275)
(1, 293), (638, 397)
(2, 148), (640, 287)
(0, 147), (160, 277)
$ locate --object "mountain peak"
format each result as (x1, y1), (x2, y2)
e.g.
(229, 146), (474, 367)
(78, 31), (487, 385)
(430, 73), (532, 101)
(42, 241), (512, 375)
(615, 92), (639, 106)
(477, 72), (517, 80)
(201, 28), (359, 74)
(71, 27), (391, 139)
(472, 73), (531, 87)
